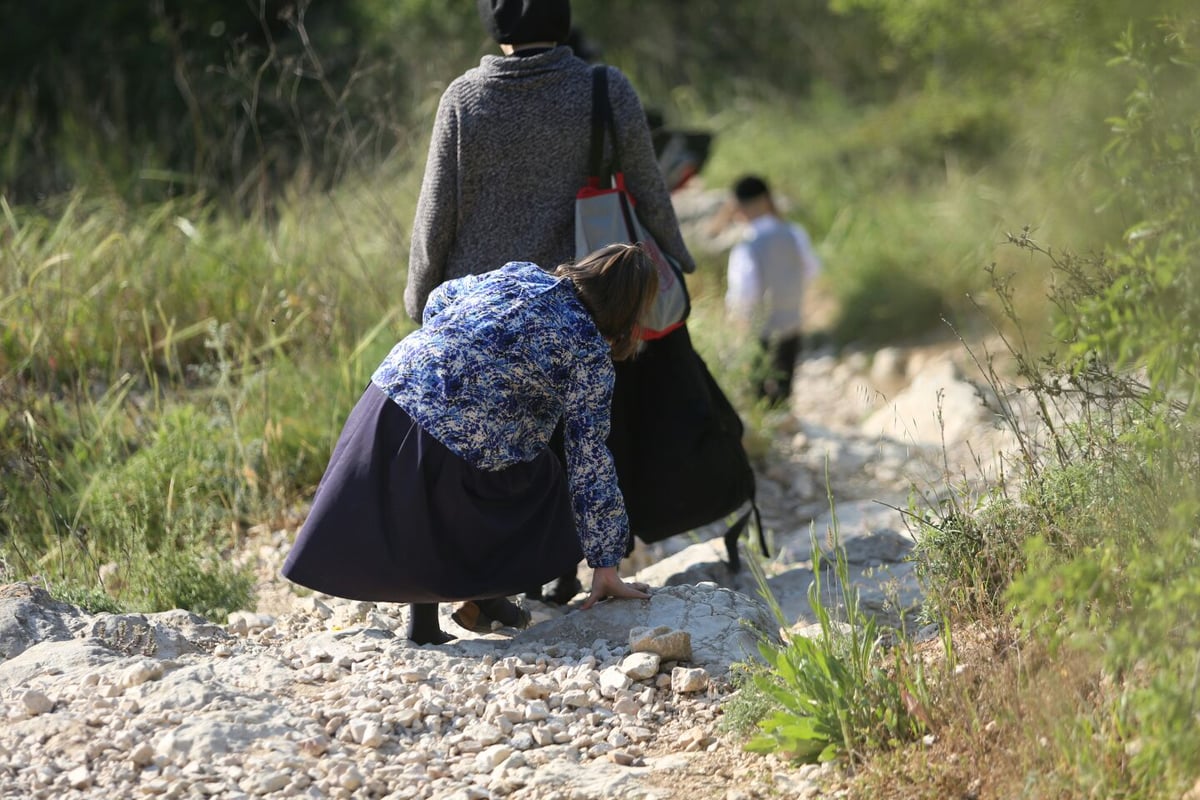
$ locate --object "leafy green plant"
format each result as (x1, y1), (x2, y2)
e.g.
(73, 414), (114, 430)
(125, 542), (255, 622)
(45, 582), (128, 615)
(744, 516), (936, 764)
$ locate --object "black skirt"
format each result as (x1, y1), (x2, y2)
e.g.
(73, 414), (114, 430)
(281, 383), (583, 603)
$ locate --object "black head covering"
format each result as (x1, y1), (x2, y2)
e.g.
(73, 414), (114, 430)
(476, 0), (571, 45)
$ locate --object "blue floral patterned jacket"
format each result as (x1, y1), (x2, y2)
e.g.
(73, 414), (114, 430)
(372, 261), (628, 568)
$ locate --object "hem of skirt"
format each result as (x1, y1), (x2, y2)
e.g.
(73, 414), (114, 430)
(280, 567), (563, 605)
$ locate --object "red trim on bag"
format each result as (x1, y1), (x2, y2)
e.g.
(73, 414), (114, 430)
(576, 185), (615, 199)
(639, 320), (686, 341)
(577, 173), (636, 202)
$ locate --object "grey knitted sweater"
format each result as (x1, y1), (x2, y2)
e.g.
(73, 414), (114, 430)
(404, 46), (695, 323)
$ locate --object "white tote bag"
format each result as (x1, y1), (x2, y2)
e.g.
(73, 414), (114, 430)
(575, 66), (689, 340)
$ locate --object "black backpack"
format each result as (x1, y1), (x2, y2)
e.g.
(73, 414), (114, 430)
(608, 324), (766, 571)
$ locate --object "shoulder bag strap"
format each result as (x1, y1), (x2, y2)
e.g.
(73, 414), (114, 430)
(589, 65), (625, 182)
(587, 65), (607, 180)
(594, 65), (622, 174)
(589, 64), (637, 236)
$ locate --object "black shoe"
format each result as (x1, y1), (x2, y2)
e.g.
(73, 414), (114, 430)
(452, 599), (531, 632)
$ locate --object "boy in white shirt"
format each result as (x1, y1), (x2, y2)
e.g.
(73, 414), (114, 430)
(725, 175), (822, 405)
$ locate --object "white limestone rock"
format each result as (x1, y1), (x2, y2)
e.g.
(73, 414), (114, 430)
(620, 652), (661, 681)
(671, 667), (709, 694)
(630, 626), (693, 662)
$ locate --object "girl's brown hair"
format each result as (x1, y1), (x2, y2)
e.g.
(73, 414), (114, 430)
(555, 243), (659, 361)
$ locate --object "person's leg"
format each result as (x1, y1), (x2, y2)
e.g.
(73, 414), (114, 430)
(452, 596), (531, 631)
(758, 334), (800, 406)
(755, 336), (775, 402)
(772, 334), (802, 402)
(477, 597), (531, 627)
(407, 602), (455, 645)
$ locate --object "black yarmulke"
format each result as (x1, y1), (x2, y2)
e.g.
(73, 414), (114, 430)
(476, 0), (571, 45)
(733, 175), (771, 202)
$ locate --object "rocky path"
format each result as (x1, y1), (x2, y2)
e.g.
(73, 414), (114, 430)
(0, 336), (1020, 800)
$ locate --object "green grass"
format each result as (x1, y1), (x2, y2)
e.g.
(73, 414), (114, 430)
(0, 173), (422, 615)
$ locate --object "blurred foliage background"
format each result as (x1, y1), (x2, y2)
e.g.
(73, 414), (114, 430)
(1, 1), (1170, 202)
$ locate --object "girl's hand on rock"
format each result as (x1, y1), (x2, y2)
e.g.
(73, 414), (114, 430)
(582, 566), (649, 610)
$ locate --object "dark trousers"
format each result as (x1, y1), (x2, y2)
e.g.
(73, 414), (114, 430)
(756, 333), (801, 406)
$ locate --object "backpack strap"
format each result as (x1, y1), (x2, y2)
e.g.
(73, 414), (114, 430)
(723, 501), (768, 573)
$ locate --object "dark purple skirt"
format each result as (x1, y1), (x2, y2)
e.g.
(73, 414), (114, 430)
(281, 383), (582, 603)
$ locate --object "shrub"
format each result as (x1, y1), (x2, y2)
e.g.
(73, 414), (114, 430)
(901, 18), (1200, 795)
(910, 493), (1032, 621)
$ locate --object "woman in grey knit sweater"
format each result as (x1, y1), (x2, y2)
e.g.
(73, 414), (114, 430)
(404, 0), (695, 324)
